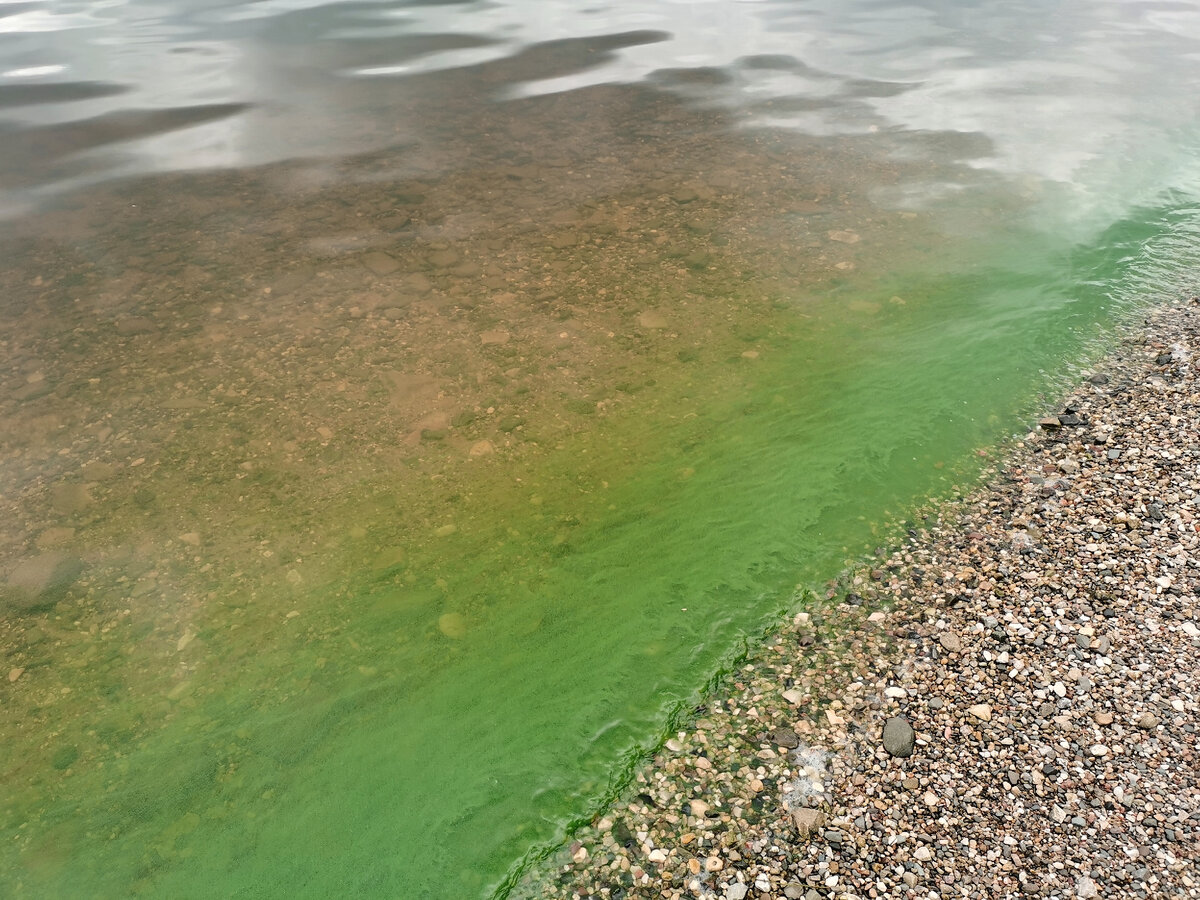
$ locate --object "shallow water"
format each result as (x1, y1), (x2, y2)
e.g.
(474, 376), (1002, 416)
(2, 2), (1200, 897)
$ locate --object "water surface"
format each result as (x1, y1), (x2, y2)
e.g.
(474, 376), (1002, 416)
(2, 1), (1200, 897)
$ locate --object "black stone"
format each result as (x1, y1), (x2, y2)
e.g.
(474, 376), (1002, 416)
(612, 820), (636, 849)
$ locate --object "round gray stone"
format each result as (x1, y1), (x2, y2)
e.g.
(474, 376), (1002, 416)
(882, 715), (915, 758)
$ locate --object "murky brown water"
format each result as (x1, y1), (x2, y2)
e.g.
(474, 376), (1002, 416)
(0, 76), (962, 654)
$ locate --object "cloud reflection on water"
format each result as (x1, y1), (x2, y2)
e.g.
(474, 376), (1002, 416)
(0, 0), (1198, 232)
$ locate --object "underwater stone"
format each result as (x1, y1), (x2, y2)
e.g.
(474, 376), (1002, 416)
(2, 552), (85, 612)
(790, 807), (824, 838)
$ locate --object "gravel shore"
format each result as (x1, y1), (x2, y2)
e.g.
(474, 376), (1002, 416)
(520, 296), (1200, 900)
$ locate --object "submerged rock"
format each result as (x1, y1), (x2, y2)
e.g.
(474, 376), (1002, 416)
(637, 310), (668, 329)
(438, 612), (468, 639)
(2, 552), (85, 612)
(771, 726), (800, 749)
(361, 251), (401, 276)
(790, 807), (825, 838)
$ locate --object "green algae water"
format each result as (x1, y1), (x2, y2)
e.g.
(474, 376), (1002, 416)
(3, 2), (1200, 897)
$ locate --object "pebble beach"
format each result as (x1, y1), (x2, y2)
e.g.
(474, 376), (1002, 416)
(521, 295), (1200, 900)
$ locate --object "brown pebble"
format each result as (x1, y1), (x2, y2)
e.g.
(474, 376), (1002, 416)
(791, 807), (825, 838)
(939, 632), (963, 653)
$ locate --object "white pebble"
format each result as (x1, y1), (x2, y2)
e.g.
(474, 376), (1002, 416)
(969, 704), (992, 722)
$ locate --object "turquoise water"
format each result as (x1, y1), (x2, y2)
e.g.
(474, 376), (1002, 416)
(1, 2), (1200, 897)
